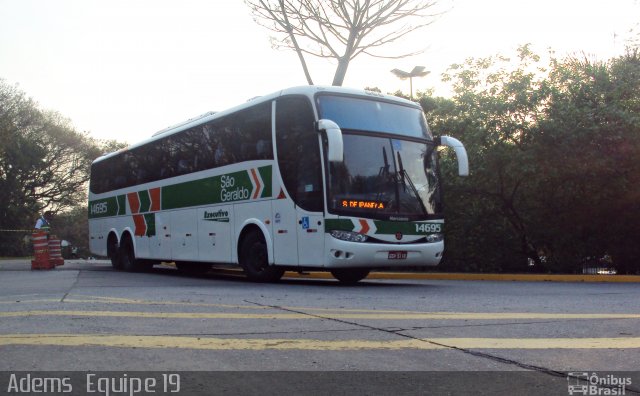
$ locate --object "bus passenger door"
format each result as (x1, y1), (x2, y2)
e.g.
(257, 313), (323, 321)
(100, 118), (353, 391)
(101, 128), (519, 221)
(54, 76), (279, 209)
(274, 96), (326, 267)
(272, 200), (298, 266)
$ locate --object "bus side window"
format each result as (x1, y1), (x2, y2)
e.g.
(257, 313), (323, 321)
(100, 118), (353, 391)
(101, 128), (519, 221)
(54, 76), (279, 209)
(276, 96), (323, 212)
(177, 159), (191, 174)
(256, 139), (271, 159)
(199, 122), (217, 170)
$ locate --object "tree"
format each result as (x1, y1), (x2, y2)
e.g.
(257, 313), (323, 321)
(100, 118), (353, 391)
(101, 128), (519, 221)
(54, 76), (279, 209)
(53, 206), (92, 258)
(245, 0), (443, 85)
(426, 46), (551, 272)
(423, 47), (640, 274)
(537, 50), (640, 273)
(0, 79), (122, 256)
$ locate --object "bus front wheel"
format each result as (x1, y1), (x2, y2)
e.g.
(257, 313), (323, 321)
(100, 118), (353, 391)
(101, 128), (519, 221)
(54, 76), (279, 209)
(239, 230), (284, 282)
(331, 268), (370, 284)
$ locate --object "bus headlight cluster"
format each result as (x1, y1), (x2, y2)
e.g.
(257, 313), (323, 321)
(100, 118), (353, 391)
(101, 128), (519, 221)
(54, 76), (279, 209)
(426, 233), (444, 243)
(330, 230), (369, 243)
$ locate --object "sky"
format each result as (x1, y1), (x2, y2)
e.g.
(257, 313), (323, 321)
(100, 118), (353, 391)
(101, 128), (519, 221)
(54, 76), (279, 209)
(0, 0), (638, 144)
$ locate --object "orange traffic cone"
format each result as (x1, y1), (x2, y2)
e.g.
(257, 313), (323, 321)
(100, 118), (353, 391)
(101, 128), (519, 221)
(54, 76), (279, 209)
(48, 235), (64, 266)
(31, 231), (54, 270)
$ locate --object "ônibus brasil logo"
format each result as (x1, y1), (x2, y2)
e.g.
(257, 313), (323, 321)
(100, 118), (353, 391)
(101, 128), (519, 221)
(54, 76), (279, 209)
(567, 372), (632, 395)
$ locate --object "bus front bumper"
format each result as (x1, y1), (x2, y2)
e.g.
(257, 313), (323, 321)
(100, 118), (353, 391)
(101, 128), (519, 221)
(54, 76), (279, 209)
(324, 236), (444, 269)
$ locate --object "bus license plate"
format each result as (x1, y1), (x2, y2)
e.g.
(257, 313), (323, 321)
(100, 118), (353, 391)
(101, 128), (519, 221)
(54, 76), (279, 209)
(388, 251), (408, 260)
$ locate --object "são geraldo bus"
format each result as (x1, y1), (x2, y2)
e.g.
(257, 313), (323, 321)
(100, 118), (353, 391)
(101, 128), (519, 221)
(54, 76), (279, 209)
(88, 86), (468, 284)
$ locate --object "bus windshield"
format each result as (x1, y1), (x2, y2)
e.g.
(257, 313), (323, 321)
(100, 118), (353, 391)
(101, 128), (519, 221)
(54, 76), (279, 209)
(317, 95), (442, 220)
(326, 134), (442, 220)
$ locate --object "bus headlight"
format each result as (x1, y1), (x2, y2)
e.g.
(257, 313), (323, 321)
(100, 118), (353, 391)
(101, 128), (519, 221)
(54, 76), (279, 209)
(330, 230), (369, 243)
(426, 233), (444, 243)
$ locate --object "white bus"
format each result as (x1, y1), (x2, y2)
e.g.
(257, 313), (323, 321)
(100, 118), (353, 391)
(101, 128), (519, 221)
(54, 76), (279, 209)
(88, 86), (468, 283)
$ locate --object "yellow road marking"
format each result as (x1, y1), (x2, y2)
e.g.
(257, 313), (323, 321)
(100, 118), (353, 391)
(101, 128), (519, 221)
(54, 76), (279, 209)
(0, 299), (62, 305)
(0, 311), (308, 319)
(0, 335), (433, 350)
(1, 334), (640, 350)
(60, 295), (442, 314)
(444, 337), (640, 349)
(65, 295), (427, 314)
(1, 310), (640, 320)
(63, 298), (273, 311)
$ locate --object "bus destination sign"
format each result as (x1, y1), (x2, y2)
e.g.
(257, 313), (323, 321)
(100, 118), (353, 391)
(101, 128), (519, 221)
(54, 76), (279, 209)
(341, 199), (385, 210)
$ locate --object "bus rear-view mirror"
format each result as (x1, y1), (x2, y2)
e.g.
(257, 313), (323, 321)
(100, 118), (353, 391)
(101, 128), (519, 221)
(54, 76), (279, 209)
(437, 136), (469, 177)
(318, 119), (344, 163)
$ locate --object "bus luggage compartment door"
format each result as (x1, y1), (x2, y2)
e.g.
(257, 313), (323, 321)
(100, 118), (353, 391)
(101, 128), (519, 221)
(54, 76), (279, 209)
(150, 213), (171, 261)
(296, 212), (324, 266)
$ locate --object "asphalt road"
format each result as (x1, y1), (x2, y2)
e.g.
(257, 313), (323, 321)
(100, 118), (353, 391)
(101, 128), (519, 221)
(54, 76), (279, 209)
(0, 259), (639, 395)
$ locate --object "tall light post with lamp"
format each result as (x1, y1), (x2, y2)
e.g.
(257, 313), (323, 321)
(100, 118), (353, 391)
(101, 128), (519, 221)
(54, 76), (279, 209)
(391, 66), (430, 100)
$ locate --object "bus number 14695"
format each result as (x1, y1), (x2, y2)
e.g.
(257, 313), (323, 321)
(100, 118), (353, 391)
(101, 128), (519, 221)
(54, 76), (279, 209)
(416, 223), (442, 233)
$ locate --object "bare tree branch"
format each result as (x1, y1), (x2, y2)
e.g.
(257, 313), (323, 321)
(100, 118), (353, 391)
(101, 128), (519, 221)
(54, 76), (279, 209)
(245, 0), (445, 85)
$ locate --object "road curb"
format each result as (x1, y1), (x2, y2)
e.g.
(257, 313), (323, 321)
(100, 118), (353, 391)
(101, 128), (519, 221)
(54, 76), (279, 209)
(2, 259), (638, 282)
(284, 271), (640, 283)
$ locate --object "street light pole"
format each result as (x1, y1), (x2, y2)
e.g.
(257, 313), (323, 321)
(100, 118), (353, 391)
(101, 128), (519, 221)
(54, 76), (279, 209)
(390, 66), (430, 100)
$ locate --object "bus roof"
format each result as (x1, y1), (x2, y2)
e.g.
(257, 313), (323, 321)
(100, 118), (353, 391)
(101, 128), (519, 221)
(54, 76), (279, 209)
(92, 86), (419, 164)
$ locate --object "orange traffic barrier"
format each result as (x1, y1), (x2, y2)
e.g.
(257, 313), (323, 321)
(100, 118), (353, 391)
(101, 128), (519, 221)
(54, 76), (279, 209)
(31, 231), (54, 270)
(48, 235), (64, 266)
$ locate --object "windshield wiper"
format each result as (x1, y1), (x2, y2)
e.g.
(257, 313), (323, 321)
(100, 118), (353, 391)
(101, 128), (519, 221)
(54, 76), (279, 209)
(373, 146), (393, 216)
(378, 146), (390, 177)
(397, 151), (428, 216)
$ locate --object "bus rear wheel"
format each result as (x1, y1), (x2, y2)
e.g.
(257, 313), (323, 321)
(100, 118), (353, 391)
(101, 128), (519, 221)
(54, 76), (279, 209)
(239, 230), (284, 282)
(330, 268), (370, 284)
(118, 236), (152, 272)
(107, 234), (121, 269)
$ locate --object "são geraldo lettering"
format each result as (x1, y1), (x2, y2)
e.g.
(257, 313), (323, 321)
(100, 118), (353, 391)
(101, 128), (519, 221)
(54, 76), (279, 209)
(220, 175), (249, 202)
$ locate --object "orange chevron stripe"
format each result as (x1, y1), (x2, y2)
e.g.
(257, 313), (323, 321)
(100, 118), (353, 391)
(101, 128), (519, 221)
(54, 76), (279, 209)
(132, 214), (147, 237)
(359, 219), (370, 234)
(127, 192), (140, 214)
(149, 188), (161, 211)
(250, 168), (262, 199)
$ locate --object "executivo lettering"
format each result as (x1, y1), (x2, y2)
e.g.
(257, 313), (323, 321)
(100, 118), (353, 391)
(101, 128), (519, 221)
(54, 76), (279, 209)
(204, 209), (230, 222)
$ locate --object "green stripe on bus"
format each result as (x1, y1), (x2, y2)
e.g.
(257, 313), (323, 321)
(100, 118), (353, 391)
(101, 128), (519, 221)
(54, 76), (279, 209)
(139, 190), (151, 213)
(325, 219), (355, 232)
(144, 213), (156, 237)
(258, 166), (272, 198)
(162, 167), (272, 210)
(90, 166), (274, 218)
(325, 219), (443, 235)
(88, 196), (119, 218)
(375, 221), (443, 235)
(117, 195), (127, 216)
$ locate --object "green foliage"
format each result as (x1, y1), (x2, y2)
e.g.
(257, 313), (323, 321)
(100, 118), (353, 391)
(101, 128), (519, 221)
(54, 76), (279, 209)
(422, 46), (640, 274)
(52, 206), (91, 258)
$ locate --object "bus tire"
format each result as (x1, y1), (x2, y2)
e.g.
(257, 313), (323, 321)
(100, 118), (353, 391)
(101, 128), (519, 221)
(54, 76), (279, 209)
(118, 235), (142, 272)
(239, 229), (284, 282)
(107, 234), (122, 270)
(330, 268), (370, 284)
